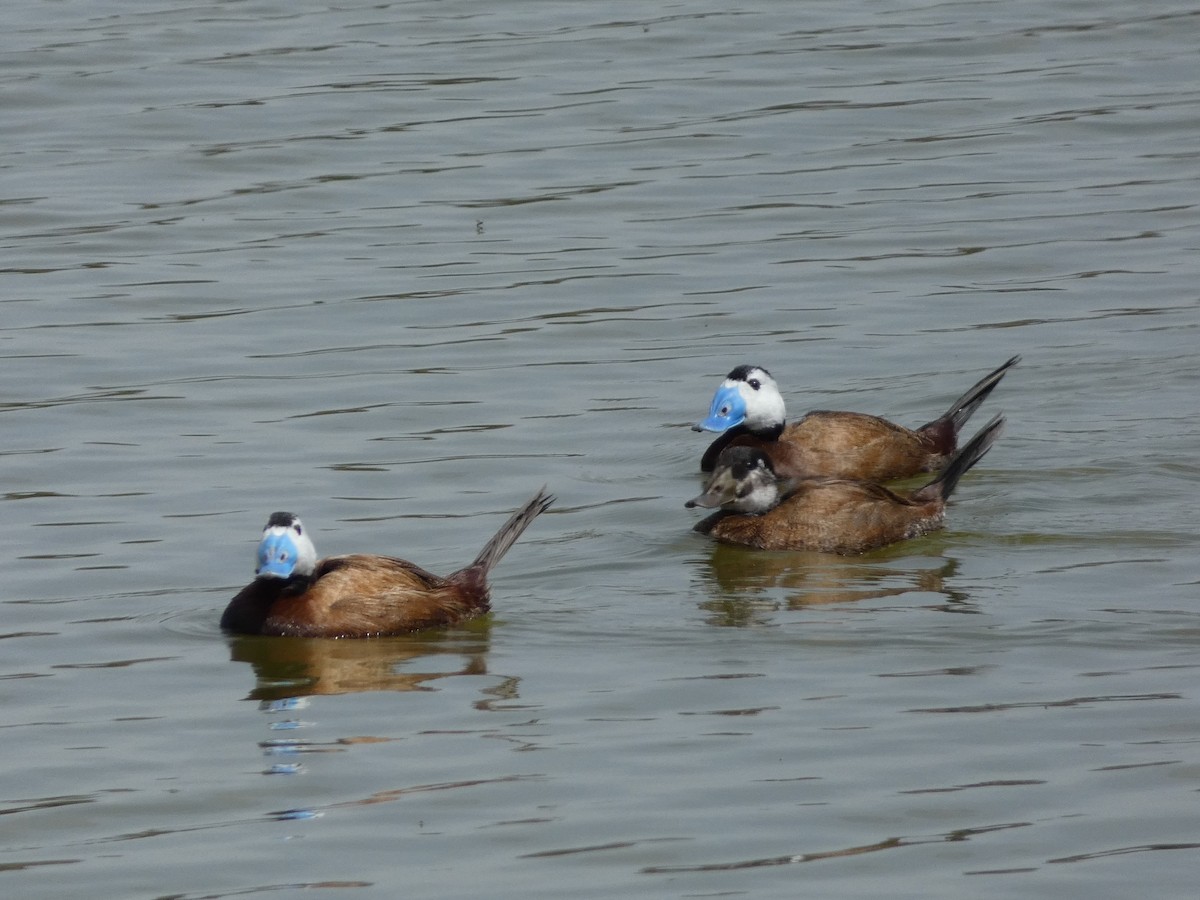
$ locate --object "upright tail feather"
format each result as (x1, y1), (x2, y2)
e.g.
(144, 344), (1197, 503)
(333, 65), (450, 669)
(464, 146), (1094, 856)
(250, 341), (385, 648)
(461, 487), (554, 579)
(923, 355), (1020, 438)
(914, 414), (1005, 503)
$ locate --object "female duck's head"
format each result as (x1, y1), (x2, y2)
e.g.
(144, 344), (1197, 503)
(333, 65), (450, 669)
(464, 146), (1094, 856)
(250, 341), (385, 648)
(685, 446), (781, 515)
(693, 365), (786, 436)
(256, 512), (318, 579)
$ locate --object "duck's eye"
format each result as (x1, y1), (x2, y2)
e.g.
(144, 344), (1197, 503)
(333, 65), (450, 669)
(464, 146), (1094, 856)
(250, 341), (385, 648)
(293, 525), (302, 536)
(748, 378), (761, 390)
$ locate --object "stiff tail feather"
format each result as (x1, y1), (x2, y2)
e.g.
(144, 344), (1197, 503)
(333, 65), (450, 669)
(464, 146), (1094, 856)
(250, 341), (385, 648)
(923, 354), (1020, 438)
(453, 487), (554, 585)
(913, 414), (1005, 503)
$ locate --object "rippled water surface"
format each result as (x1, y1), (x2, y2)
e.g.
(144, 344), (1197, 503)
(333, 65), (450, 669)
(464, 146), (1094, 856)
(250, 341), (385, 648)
(3, 1), (1199, 897)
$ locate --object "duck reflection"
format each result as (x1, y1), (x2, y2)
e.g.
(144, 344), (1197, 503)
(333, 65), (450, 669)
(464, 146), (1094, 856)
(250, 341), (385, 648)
(227, 618), (493, 701)
(693, 542), (969, 625)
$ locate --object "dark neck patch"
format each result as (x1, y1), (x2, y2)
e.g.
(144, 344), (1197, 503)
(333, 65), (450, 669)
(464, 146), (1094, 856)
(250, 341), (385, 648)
(701, 423), (785, 472)
(752, 421), (785, 441)
(701, 426), (745, 472)
(693, 509), (736, 534)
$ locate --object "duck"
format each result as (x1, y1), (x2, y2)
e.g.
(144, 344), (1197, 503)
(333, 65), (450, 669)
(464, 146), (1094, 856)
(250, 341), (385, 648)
(686, 415), (1004, 555)
(220, 488), (553, 638)
(693, 355), (1018, 481)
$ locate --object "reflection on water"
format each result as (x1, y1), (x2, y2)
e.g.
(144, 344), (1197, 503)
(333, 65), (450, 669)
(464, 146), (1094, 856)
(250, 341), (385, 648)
(694, 541), (969, 624)
(228, 619), (493, 700)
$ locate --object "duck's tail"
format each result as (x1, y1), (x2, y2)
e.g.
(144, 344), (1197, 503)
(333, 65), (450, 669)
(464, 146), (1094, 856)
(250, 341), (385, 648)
(918, 355), (1019, 453)
(913, 414), (1005, 503)
(450, 488), (554, 593)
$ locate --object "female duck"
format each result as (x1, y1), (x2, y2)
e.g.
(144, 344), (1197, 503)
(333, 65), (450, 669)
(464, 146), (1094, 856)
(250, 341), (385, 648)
(694, 356), (1017, 482)
(686, 415), (1003, 555)
(221, 489), (553, 638)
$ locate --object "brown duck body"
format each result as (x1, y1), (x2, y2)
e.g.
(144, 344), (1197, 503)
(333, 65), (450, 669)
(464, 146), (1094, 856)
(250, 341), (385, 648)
(221, 489), (553, 639)
(690, 416), (1004, 556)
(699, 356), (1018, 481)
(696, 478), (947, 555)
(222, 554), (488, 638)
(702, 409), (946, 483)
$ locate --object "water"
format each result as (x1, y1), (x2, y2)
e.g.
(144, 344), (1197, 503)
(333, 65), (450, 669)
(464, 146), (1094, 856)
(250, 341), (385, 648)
(3, 1), (1199, 897)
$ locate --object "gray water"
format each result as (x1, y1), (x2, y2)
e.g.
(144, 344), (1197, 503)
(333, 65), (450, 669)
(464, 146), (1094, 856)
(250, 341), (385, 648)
(3, 1), (1199, 897)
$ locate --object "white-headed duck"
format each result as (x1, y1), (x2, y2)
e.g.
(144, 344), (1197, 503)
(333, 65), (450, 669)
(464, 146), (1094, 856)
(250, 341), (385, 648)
(694, 356), (1018, 481)
(221, 489), (553, 638)
(687, 415), (1004, 555)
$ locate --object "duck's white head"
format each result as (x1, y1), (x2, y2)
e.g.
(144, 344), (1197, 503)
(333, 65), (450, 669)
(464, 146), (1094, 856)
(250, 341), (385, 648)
(255, 512), (318, 579)
(685, 446), (781, 514)
(693, 365), (786, 435)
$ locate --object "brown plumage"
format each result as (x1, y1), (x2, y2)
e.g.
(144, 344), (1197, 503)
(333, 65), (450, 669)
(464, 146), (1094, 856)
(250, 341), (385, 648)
(688, 416), (1004, 555)
(221, 489), (553, 638)
(698, 356), (1018, 481)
